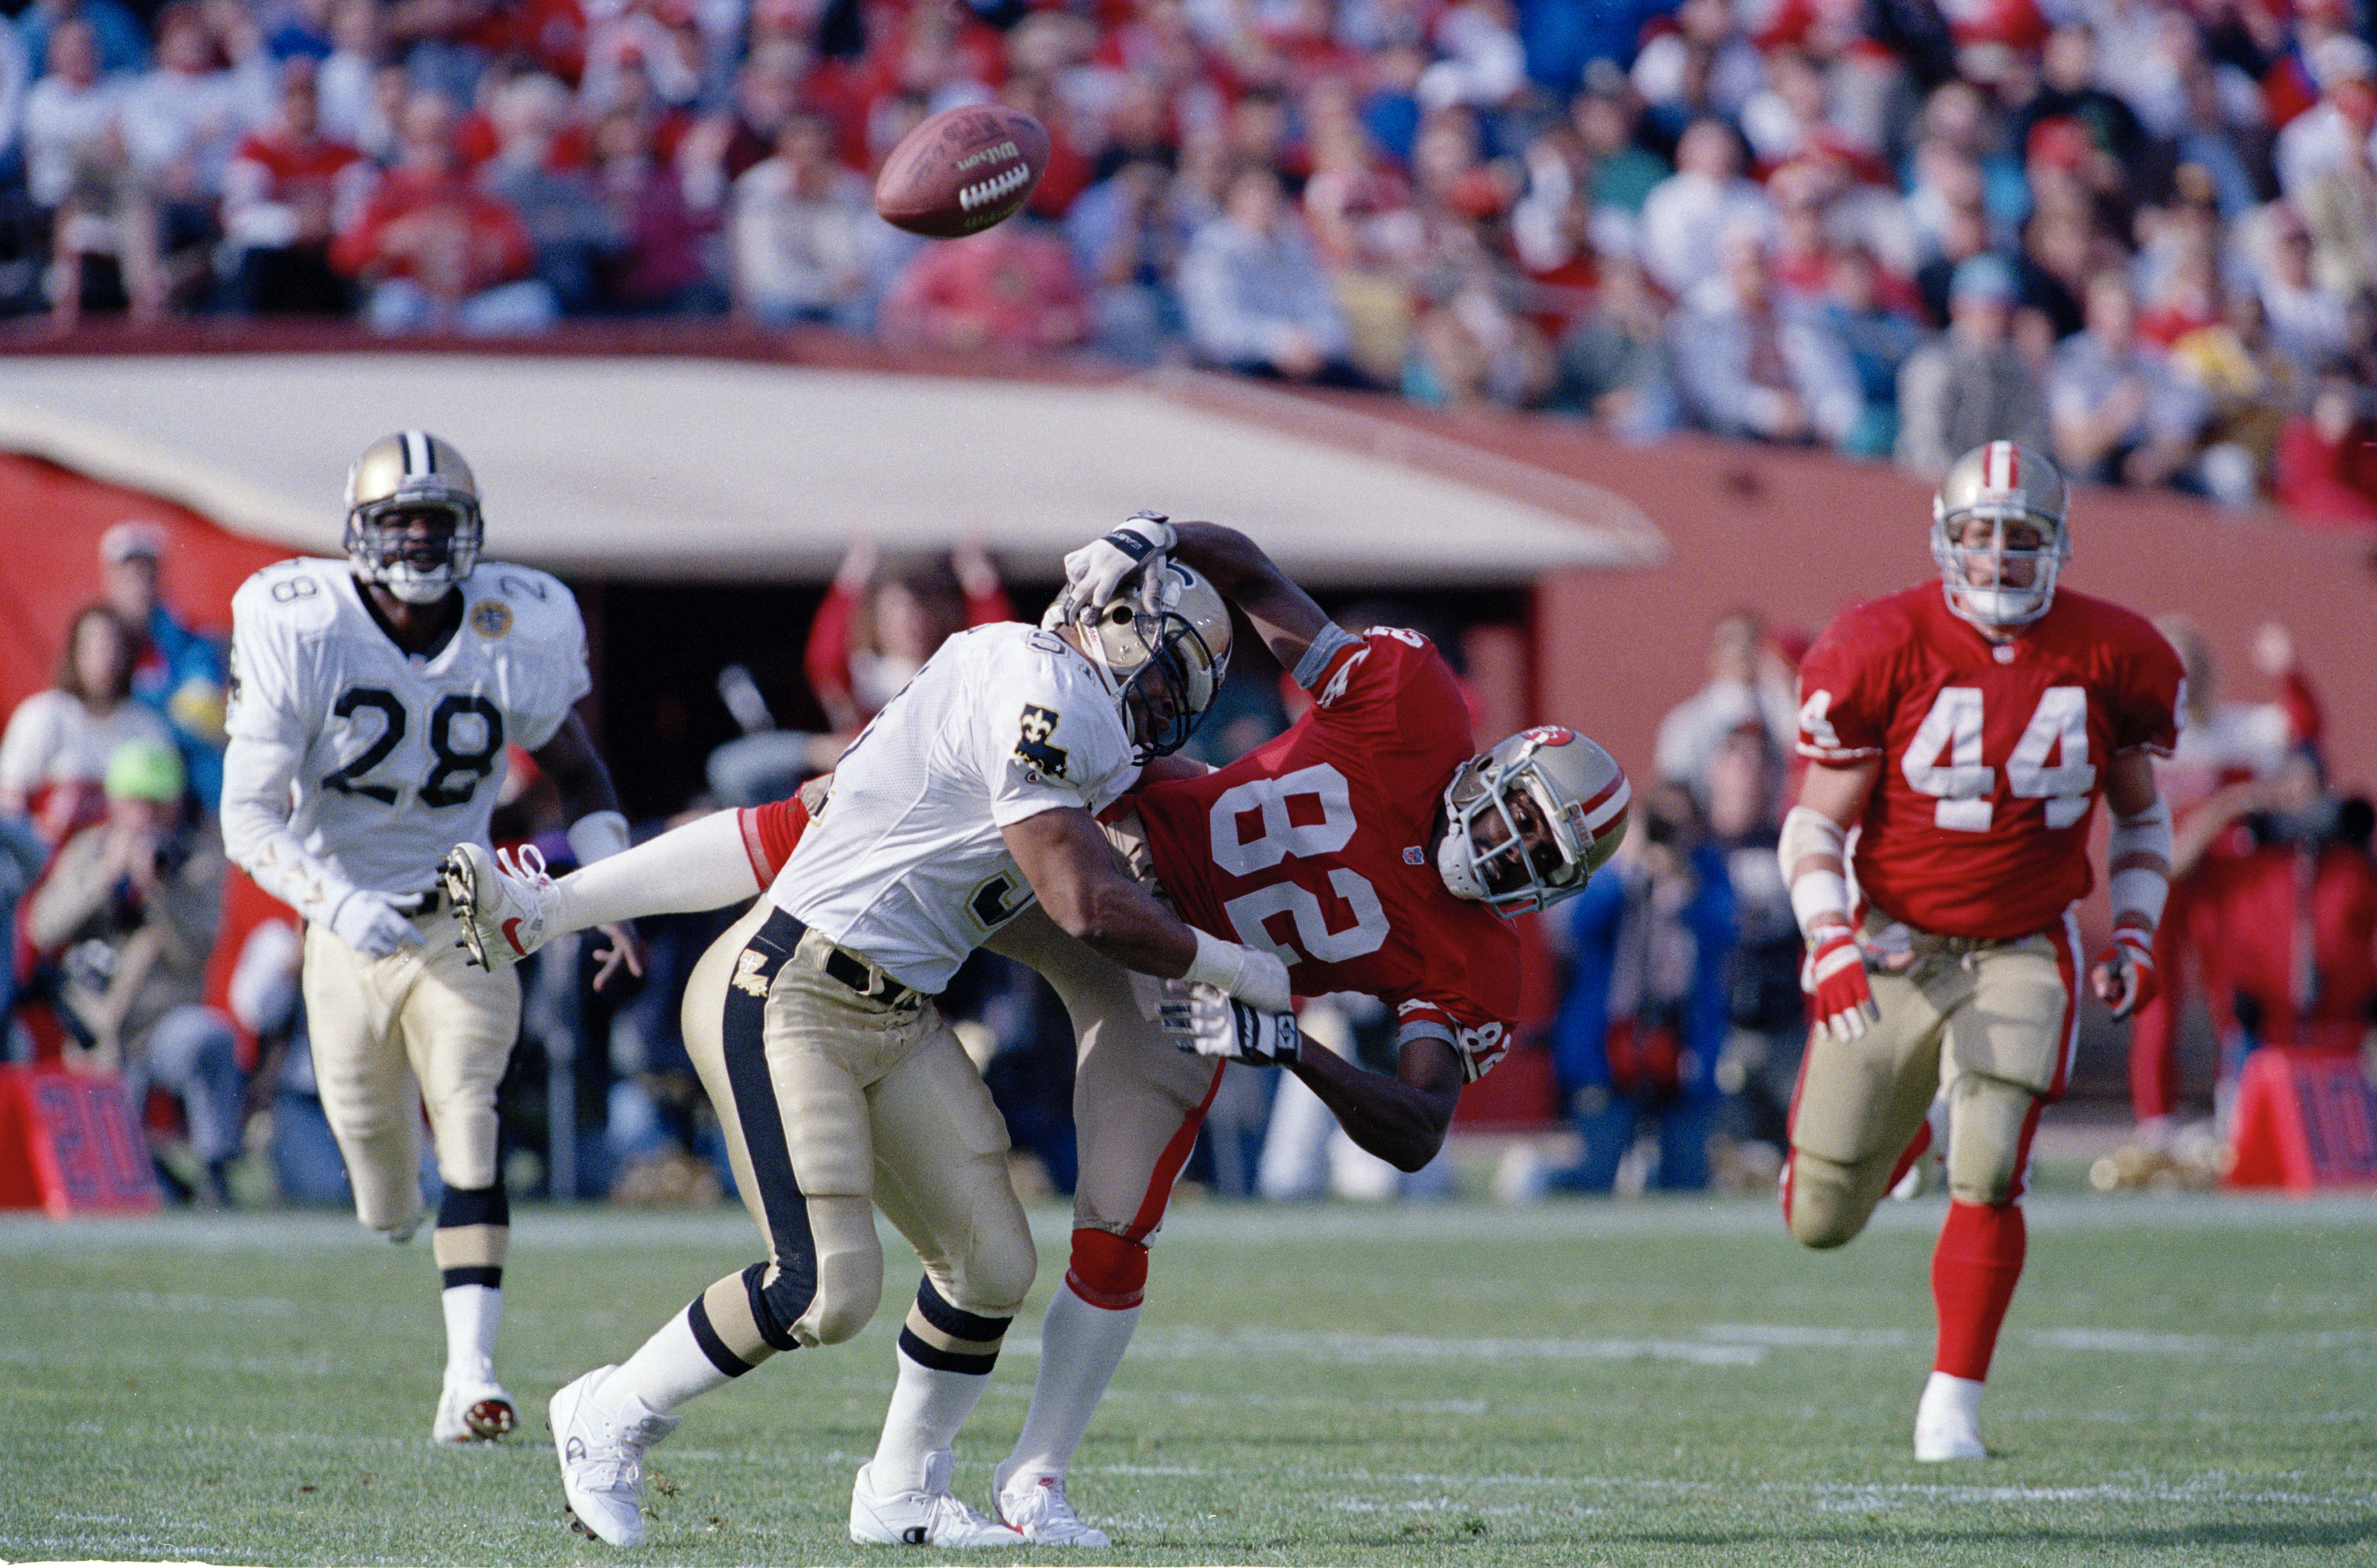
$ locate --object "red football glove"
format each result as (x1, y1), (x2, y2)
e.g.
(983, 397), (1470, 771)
(2092, 921), (2158, 1022)
(1801, 918), (1879, 1040)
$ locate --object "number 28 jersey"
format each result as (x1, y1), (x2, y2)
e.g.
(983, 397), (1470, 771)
(1131, 629), (1522, 1082)
(1795, 583), (2184, 940)
(225, 557), (591, 897)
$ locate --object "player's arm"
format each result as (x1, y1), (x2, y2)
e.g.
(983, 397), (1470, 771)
(1002, 804), (1289, 1010)
(1780, 757), (1883, 1040)
(2089, 750), (2171, 1021)
(528, 709), (647, 985)
(1165, 521), (1333, 672)
(1287, 1032), (1464, 1173)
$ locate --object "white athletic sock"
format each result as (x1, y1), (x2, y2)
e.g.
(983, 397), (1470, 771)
(441, 1283), (501, 1383)
(598, 1307), (735, 1418)
(999, 1284), (1139, 1491)
(870, 1349), (994, 1494)
(553, 809), (757, 932)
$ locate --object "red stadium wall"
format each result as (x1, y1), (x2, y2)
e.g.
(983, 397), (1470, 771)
(0, 453), (286, 715)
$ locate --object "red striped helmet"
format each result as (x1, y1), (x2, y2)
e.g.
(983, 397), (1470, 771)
(1931, 441), (2069, 628)
(1437, 727), (1631, 916)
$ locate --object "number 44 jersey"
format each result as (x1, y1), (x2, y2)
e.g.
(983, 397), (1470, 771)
(1131, 628), (1523, 1083)
(1795, 583), (2184, 942)
(225, 556), (591, 898)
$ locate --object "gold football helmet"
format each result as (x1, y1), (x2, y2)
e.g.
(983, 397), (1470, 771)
(1077, 560), (1232, 761)
(1931, 441), (2069, 629)
(345, 430), (484, 604)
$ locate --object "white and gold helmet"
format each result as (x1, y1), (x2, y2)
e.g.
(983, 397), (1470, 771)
(1076, 559), (1232, 761)
(1930, 440), (2069, 629)
(1437, 726), (1630, 916)
(345, 430), (484, 604)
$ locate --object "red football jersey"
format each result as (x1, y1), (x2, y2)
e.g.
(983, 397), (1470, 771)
(1131, 630), (1522, 1082)
(1796, 584), (2184, 940)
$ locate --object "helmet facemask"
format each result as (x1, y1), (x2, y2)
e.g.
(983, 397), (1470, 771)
(1930, 506), (2064, 629)
(345, 497), (483, 604)
(1080, 562), (1231, 762)
(1437, 729), (1631, 917)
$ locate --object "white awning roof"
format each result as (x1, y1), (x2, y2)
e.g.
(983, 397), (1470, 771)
(0, 353), (1662, 586)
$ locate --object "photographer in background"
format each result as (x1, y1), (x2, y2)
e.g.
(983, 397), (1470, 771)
(21, 737), (243, 1204)
(1536, 780), (1738, 1194)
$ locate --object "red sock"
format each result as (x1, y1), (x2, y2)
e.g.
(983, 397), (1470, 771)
(1931, 1200), (2026, 1381)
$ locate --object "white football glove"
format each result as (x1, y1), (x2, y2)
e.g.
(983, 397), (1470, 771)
(1055, 512), (1175, 624)
(1158, 981), (1302, 1066)
(327, 887), (427, 960)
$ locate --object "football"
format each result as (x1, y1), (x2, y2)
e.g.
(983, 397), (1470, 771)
(873, 104), (1051, 238)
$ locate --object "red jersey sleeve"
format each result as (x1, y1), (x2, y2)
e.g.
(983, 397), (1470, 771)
(1793, 597), (1907, 762)
(2099, 603), (2185, 757)
(738, 793), (812, 883)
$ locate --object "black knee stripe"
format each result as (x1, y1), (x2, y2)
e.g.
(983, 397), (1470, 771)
(897, 1277), (1010, 1376)
(685, 1287), (763, 1377)
(441, 1265), (503, 1289)
(437, 1182), (509, 1230)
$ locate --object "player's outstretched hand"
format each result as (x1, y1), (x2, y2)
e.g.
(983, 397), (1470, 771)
(1801, 919), (1878, 1040)
(329, 888), (427, 960)
(1055, 513), (1174, 624)
(1158, 981), (1302, 1066)
(590, 920), (647, 992)
(2090, 924), (2158, 1021)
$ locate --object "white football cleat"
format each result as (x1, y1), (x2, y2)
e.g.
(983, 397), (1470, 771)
(441, 841), (561, 971)
(851, 1451), (1025, 1548)
(994, 1469), (1110, 1548)
(551, 1366), (681, 1547)
(433, 1375), (517, 1445)
(1913, 1370), (1987, 1462)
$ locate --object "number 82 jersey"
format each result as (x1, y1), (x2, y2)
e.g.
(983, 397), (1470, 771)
(1795, 582), (2184, 941)
(225, 556), (591, 897)
(1131, 628), (1522, 1082)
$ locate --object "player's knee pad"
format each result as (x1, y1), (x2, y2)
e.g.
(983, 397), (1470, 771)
(950, 1209), (1037, 1320)
(1944, 1074), (2040, 1207)
(795, 1196), (885, 1346)
(1784, 1150), (1872, 1250)
(1066, 1227), (1150, 1309)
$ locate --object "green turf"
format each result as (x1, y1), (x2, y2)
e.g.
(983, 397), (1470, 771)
(3, 1190), (2372, 1566)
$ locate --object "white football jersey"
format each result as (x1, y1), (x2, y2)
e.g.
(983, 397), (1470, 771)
(778, 622), (1139, 994)
(225, 556), (591, 897)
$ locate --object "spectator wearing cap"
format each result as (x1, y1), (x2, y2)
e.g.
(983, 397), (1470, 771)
(99, 519), (227, 810)
(21, 735), (243, 1205)
(2251, 200), (2351, 377)
(1896, 253), (2051, 479)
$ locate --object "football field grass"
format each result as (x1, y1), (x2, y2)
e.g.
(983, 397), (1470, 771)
(3, 1187), (2372, 1567)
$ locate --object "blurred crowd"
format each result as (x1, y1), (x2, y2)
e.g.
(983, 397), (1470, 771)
(1, 0), (2375, 516)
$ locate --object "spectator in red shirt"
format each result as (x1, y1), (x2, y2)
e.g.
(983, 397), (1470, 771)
(2274, 364), (2377, 528)
(876, 216), (1089, 355)
(219, 59), (371, 314)
(328, 87), (555, 332)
